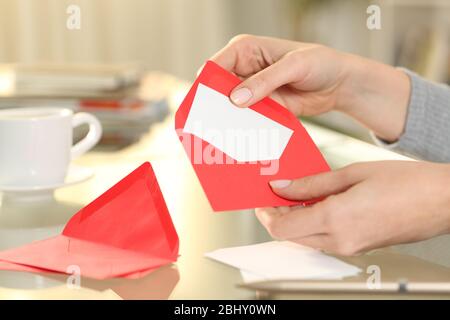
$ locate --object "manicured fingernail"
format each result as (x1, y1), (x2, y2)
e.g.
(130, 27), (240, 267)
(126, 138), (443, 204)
(269, 180), (291, 189)
(230, 87), (252, 105)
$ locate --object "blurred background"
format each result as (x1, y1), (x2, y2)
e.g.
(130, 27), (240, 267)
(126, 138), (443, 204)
(0, 0), (450, 270)
(0, 0), (449, 141)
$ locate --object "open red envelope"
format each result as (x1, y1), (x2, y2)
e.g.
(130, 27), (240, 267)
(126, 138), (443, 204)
(175, 61), (330, 211)
(0, 162), (179, 280)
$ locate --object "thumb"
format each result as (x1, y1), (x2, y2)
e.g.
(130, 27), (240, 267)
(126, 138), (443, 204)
(229, 54), (300, 108)
(269, 165), (364, 201)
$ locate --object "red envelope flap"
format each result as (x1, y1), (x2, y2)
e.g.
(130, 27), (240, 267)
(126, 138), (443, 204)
(175, 61), (330, 211)
(63, 162), (179, 261)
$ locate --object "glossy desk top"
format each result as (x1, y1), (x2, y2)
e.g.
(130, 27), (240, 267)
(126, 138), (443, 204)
(0, 73), (448, 300)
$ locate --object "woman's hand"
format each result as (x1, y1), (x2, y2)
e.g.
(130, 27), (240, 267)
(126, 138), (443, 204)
(255, 161), (450, 256)
(210, 34), (411, 142)
(211, 35), (347, 116)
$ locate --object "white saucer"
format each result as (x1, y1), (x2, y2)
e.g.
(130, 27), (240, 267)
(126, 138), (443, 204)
(0, 165), (94, 193)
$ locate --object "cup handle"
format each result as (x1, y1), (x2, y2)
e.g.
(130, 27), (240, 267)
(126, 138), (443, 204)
(71, 112), (102, 159)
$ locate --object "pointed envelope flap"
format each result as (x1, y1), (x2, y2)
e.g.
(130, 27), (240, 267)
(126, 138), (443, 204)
(63, 162), (179, 261)
(175, 61), (330, 211)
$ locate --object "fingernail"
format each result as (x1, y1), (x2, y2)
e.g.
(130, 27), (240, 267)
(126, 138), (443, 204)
(269, 180), (291, 189)
(230, 87), (252, 105)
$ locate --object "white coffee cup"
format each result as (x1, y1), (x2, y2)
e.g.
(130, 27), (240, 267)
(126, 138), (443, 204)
(0, 107), (102, 187)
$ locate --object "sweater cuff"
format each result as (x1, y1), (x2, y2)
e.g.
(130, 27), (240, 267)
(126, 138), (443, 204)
(371, 68), (428, 159)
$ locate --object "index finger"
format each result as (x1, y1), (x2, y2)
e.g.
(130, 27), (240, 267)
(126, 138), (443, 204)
(209, 35), (300, 78)
(209, 42), (239, 73)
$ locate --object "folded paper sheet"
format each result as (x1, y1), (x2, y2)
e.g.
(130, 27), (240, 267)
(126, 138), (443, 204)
(175, 61), (330, 211)
(0, 162), (179, 279)
(205, 241), (361, 282)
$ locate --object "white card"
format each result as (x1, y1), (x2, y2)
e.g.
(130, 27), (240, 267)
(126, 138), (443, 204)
(183, 84), (293, 162)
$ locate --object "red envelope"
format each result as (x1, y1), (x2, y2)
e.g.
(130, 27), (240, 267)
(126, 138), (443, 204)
(175, 61), (330, 211)
(0, 162), (179, 279)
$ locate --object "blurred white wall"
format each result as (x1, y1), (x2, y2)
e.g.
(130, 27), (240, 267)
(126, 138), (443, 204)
(1, 0), (447, 141)
(0, 0), (294, 80)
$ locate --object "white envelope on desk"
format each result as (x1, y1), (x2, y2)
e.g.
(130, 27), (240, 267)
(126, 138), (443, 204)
(205, 241), (361, 283)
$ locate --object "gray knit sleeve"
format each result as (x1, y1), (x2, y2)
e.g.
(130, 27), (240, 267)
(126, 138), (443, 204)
(373, 69), (450, 162)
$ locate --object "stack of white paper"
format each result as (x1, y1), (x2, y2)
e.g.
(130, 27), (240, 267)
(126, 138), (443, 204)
(205, 241), (361, 283)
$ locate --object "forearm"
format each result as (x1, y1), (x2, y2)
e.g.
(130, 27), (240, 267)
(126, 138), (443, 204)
(337, 53), (411, 142)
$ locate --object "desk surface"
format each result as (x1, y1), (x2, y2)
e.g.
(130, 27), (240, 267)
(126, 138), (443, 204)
(0, 73), (448, 300)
